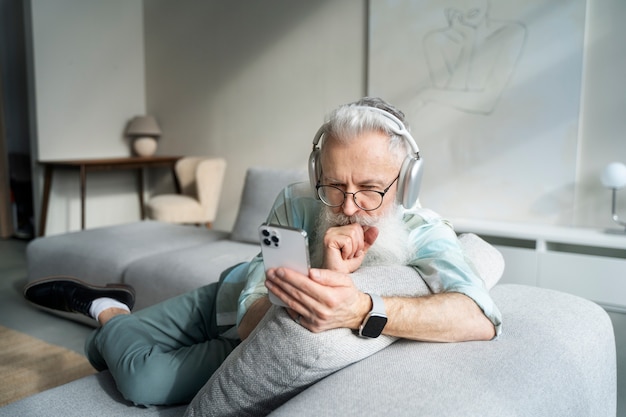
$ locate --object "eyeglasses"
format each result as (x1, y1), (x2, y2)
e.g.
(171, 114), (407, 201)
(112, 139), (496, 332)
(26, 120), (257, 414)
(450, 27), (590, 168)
(316, 175), (399, 211)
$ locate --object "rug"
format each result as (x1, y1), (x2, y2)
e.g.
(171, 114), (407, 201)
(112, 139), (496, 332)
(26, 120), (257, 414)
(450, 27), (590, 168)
(0, 325), (97, 406)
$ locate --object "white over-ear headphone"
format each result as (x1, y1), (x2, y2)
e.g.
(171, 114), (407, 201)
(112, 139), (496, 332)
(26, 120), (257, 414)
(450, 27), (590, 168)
(308, 106), (423, 209)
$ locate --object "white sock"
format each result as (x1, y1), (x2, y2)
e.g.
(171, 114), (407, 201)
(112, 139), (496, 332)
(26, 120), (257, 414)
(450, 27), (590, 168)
(89, 297), (131, 320)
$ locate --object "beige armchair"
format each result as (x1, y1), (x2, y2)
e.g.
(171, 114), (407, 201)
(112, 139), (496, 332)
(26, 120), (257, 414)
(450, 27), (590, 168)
(146, 157), (227, 228)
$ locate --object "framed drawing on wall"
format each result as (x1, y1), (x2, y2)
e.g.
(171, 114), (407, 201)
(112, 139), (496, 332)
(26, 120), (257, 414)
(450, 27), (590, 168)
(368, 0), (586, 226)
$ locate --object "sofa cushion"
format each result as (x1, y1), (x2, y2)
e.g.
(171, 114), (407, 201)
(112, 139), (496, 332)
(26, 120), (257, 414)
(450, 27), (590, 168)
(124, 240), (261, 310)
(25, 221), (231, 327)
(0, 370), (187, 417)
(26, 221), (228, 287)
(230, 167), (307, 244)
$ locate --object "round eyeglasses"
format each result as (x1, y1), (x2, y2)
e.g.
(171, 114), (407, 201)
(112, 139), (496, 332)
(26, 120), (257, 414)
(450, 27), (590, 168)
(316, 175), (399, 211)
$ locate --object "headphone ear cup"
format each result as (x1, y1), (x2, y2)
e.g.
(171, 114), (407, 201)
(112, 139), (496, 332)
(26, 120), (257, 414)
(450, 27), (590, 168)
(308, 148), (321, 192)
(397, 156), (424, 208)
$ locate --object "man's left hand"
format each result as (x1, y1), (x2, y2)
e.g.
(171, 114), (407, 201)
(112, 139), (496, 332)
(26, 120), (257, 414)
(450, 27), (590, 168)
(322, 224), (379, 274)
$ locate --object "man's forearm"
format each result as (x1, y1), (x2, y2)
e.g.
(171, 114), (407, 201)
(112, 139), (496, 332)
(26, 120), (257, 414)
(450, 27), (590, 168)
(237, 296), (272, 340)
(382, 292), (495, 342)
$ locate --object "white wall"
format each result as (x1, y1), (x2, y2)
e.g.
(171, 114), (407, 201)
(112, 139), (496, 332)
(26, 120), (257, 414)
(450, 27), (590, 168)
(143, 0), (366, 230)
(29, 0), (365, 234)
(143, 0), (626, 232)
(28, 0), (626, 234)
(29, 0), (146, 235)
(576, 0), (626, 229)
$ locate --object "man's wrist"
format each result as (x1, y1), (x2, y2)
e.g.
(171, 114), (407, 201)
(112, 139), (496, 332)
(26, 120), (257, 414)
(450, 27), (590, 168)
(352, 292), (372, 330)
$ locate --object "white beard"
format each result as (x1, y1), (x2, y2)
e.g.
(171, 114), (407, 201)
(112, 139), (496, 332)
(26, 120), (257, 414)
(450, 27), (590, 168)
(310, 205), (413, 268)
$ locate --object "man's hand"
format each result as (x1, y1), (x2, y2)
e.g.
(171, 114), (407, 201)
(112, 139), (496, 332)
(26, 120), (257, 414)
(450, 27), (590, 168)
(265, 267), (371, 333)
(322, 224), (379, 273)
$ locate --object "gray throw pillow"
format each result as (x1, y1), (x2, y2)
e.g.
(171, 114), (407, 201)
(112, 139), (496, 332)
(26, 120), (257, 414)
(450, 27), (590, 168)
(230, 167), (308, 243)
(185, 265), (425, 417)
(184, 234), (503, 417)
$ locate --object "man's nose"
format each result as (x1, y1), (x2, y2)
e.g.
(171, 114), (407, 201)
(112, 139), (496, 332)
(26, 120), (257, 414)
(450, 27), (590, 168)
(341, 194), (360, 217)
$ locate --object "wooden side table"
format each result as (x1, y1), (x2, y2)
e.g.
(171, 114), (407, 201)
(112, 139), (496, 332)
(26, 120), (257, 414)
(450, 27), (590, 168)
(38, 156), (181, 236)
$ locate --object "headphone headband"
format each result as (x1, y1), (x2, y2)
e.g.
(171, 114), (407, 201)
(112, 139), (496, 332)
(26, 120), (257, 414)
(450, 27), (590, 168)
(311, 106), (420, 157)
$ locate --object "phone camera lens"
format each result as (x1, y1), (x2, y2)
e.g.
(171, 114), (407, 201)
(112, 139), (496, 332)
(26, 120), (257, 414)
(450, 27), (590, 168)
(261, 229), (270, 237)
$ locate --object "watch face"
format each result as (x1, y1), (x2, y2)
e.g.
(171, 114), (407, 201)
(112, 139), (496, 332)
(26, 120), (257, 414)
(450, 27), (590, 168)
(361, 314), (388, 338)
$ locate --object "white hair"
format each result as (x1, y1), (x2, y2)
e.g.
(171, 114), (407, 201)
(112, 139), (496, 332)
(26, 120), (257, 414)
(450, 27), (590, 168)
(319, 97), (412, 167)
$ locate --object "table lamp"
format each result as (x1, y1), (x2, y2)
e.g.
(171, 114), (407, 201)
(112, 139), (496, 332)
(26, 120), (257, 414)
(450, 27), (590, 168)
(601, 161), (626, 232)
(126, 115), (162, 157)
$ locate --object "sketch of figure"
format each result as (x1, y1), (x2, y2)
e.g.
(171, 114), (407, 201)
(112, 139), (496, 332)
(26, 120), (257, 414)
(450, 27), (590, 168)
(415, 0), (526, 115)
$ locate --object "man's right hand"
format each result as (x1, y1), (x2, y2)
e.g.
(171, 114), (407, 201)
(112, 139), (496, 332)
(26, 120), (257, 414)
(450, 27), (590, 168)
(321, 224), (379, 273)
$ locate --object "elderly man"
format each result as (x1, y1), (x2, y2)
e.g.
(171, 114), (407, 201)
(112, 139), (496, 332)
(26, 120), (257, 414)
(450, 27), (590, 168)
(24, 97), (501, 406)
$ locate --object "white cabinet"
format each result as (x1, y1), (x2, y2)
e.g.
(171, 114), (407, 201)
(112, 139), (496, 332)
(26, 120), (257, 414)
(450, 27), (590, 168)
(452, 219), (626, 312)
(538, 248), (626, 312)
(494, 245), (538, 286)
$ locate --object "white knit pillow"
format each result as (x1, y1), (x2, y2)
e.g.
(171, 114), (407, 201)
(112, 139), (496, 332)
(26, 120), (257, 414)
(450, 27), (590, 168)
(185, 234), (502, 417)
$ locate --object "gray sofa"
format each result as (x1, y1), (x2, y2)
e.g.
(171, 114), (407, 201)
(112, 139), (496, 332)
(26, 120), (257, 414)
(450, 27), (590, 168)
(4, 167), (617, 416)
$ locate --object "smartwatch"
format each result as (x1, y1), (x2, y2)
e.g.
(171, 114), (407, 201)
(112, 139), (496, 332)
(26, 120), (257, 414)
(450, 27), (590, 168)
(358, 293), (387, 338)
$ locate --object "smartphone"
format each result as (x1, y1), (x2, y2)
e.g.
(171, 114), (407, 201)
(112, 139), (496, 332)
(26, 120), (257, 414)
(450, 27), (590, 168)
(259, 223), (311, 306)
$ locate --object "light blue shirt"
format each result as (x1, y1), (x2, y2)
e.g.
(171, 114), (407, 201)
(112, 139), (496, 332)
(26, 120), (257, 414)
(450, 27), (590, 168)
(215, 182), (502, 337)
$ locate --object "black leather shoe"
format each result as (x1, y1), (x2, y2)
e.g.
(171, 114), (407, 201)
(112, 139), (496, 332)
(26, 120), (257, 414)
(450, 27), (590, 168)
(24, 276), (135, 318)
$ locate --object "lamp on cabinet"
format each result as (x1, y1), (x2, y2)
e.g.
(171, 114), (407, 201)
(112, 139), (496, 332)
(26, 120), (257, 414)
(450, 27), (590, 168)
(601, 162), (626, 233)
(126, 115), (162, 157)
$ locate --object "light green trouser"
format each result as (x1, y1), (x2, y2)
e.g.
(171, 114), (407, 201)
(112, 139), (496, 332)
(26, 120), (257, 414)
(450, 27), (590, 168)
(84, 282), (240, 406)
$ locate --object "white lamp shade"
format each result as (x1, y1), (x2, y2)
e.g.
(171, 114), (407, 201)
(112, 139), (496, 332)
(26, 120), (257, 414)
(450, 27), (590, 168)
(601, 162), (626, 189)
(126, 115), (161, 137)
